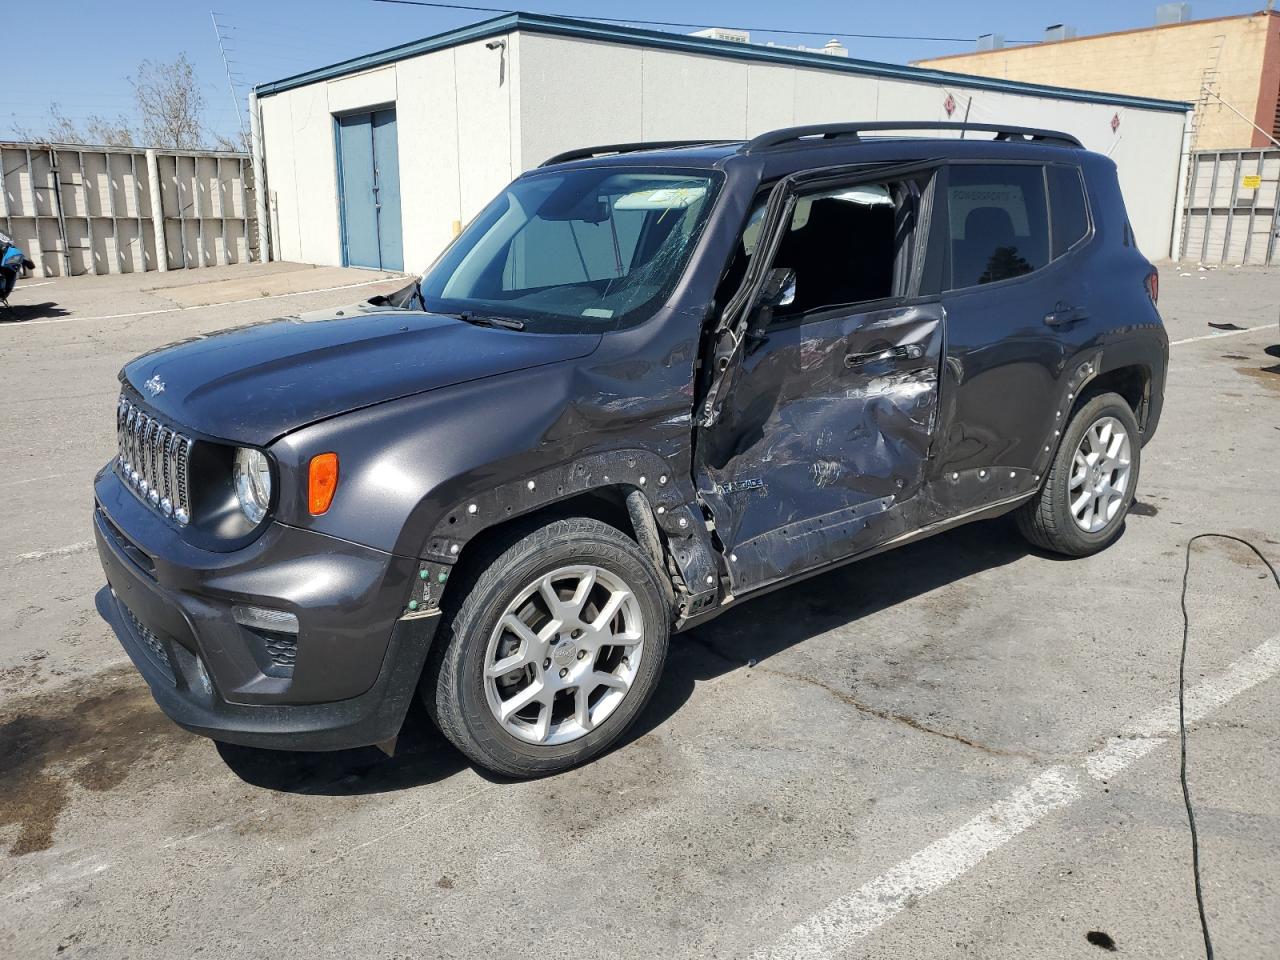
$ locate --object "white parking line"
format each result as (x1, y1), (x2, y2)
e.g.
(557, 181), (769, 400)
(5, 276), (405, 327)
(1169, 323), (1273, 346)
(754, 634), (1280, 960)
(17, 540), (94, 561)
(1, 855), (110, 902)
(0, 472), (68, 488)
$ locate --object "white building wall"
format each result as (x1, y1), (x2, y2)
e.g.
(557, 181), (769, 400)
(259, 29), (1188, 270)
(516, 34), (1187, 259)
(258, 34), (516, 272)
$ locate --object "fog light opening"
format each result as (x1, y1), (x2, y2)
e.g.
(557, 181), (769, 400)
(232, 604), (300, 634)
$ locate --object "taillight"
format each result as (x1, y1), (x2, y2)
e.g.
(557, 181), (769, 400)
(308, 453), (339, 515)
(1145, 269), (1159, 305)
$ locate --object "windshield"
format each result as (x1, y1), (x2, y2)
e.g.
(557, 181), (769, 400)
(419, 167), (718, 332)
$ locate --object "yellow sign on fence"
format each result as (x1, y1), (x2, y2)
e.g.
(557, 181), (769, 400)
(1242, 174), (1263, 189)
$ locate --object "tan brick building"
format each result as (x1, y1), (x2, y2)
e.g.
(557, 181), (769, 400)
(915, 10), (1280, 150)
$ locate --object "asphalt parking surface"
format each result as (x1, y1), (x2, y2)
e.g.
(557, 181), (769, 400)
(0, 260), (1276, 959)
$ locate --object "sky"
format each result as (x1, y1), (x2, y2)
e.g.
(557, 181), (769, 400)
(9, 0), (1267, 143)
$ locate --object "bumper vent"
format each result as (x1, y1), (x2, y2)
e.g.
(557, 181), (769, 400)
(116, 396), (194, 525)
(123, 604), (175, 682)
(263, 634), (298, 669)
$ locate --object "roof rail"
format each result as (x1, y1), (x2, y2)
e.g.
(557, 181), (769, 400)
(742, 121), (1083, 153)
(540, 140), (733, 167)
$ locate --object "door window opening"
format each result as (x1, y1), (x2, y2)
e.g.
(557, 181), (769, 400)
(769, 180), (909, 319)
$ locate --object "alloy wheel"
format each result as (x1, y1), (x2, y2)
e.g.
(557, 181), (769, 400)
(1068, 415), (1132, 533)
(483, 564), (644, 746)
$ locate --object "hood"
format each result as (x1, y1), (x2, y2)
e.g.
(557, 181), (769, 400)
(122, 303), (600, 446)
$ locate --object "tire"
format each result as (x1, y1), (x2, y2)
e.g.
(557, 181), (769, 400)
(424, 517), (671, 778)
(1015, 391), (1142, 557)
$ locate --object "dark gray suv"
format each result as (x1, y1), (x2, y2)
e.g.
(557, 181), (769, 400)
(95, 122), (1168, 777)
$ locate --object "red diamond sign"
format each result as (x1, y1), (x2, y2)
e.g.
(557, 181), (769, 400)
(943, 94), (956, 117)
(1110, 112), (1121, 133)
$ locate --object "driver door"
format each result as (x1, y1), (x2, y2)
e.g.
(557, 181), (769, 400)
(695, 165), (946, 595)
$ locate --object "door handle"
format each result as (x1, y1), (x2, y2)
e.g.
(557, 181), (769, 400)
(845, 343), (925, 368)
(1044, 303), (1089, 327)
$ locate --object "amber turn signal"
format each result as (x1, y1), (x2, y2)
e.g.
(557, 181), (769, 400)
(308, 453), (339, 515)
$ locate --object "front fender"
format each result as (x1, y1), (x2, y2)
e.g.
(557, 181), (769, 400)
(269, 323), (705, 555)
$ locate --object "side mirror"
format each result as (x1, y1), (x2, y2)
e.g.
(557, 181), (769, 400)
(761, 267), (796, 309)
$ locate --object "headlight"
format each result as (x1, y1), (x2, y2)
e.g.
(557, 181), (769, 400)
(232, 447), (272, 524)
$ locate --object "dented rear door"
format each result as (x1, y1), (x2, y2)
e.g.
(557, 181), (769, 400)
(695, 165), (945, 595)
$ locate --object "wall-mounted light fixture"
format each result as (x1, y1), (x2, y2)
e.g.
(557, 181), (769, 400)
(486, 38), (507, 85)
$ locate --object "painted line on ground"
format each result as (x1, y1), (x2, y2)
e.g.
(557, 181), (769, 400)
(1, 855), (110, 902)
(1169, 323), (1273, 346)
(0, 472), (68, 489)
(752, 633), (1280, 960)
(162, 807), (271, 849)
(16, 540), (94, 562)
(15, 280), (54, 290)
(5, 276), (405, 327)
(304, 779), (502, 874)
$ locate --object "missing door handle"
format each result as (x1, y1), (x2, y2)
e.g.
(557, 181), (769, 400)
(846, 343), (924, 368)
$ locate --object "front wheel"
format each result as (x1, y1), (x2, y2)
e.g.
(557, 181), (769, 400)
(1015, 391), (1142, 557)
(424, 517), (671, 778)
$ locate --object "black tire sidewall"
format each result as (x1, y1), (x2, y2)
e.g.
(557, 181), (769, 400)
(442, 520), (670, 776)
(1047, 393), (1142, 552)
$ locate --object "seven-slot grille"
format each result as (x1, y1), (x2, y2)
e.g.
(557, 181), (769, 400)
(116, 396), (194, 525)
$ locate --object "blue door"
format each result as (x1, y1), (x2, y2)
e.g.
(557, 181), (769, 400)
(337, 108), (403, 270)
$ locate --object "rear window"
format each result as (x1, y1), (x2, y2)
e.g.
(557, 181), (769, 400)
(946, 164), (1049, 289)
(1048, 165), (1090, 257)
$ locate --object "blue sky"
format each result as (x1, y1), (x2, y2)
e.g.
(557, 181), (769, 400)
(10, 0), (1263, 142)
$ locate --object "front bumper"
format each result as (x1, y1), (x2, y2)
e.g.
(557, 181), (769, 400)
(94, 466), (440, 751)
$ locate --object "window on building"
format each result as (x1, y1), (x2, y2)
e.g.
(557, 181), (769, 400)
(1048, 164), (1090, 257)
(947, 164), (1049, 289)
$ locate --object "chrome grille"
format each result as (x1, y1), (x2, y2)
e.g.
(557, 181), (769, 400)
(115, 396), (194, 525)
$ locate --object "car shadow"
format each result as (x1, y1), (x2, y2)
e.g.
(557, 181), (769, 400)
(218, 514), (1118, 791)
(621, 515), (1039, 747)
(216, 699), (470, 795)
(1, 302), (68, 322)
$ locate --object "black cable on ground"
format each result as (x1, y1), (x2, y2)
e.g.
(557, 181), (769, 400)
(1179, 534), (1280, 960)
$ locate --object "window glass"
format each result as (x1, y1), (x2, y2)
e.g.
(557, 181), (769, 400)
(1048, 165), (1089, 257)
(770, 181), (902, 319)
(502, 208), (645, 289)
(421, 169), (716, 331)
(947, 164), (1049, 289)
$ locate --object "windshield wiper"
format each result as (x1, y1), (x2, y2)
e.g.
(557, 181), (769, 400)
(449, 311), (527, 331)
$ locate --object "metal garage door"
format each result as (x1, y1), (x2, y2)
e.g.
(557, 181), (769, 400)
(1180, 149), (1280, 265)
(336, 108), (403, 271)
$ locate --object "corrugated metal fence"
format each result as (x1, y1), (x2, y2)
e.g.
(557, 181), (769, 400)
(1180, 148), (1280, 265)
(1, 141), (261, 276)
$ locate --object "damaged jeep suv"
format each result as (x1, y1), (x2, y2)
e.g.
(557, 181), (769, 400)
(95, 122), (1167, 777)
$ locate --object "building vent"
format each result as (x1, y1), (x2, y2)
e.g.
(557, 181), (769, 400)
(1156, 3), (1192, 25)
(1044, 23), (1078, 42)
(823, 39), (849, 57)
(976, 33), (1005, 51)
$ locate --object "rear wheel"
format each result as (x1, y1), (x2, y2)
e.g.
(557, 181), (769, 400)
(1015, 392), (1141, 557)
(425, 517), (670, 778)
